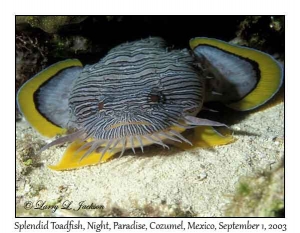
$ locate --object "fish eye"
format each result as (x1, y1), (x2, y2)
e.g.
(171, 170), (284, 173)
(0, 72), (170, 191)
(149, 92), (166, 104)
(98, 101), (104, 111)
(150, 94), (160, 103)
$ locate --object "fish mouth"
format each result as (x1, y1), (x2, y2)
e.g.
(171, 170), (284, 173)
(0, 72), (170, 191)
(105, 121), (152, 130)
(37, 119), (195, 162)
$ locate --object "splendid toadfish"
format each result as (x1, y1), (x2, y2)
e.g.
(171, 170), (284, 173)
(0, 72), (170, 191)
(17, 37), (283, 171)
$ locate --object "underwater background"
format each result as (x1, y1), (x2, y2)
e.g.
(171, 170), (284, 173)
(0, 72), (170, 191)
(16, 16), (284, 217)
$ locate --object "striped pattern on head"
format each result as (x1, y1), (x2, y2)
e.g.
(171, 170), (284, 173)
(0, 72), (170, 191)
(46, 38), (205, 159)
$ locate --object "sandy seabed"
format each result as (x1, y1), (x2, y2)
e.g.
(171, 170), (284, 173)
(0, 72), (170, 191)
(16, 102), (284, 217)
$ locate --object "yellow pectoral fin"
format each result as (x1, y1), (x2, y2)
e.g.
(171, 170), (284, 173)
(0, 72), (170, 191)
(48, 141), (119, 171)
(175, 126), (236, 150)
(190, 37), (283, 111)
(17, 59), (82, 138)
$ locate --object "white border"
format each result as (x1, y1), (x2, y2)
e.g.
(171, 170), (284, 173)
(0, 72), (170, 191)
(1, 0), (299, 232)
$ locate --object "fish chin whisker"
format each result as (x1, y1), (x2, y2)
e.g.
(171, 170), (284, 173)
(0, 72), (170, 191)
(168, 129), (193, 146)
(171, 120), (195, 129)
(110, 138), (121, 152)
(37, 129), (85, 155)
(183, 115), (227, 128)
(152, 134), (170, 149)
(158, 131), (182, 143)
(119, 138), (127, 158)
(143, 134), (169, 149)
(130, 136), (136, 154)
(98, 139), (114, 162)
(75, 141), (94, 155)
(135, 135), (144, 153)
(178, 123), (195, 129)
(79, 140), (105, 162)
